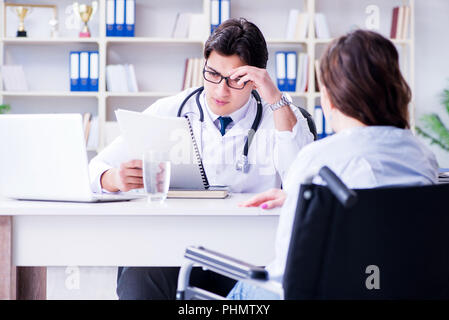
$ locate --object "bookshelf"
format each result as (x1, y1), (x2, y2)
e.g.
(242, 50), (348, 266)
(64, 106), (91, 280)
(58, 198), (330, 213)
(0, 0), (415, 153)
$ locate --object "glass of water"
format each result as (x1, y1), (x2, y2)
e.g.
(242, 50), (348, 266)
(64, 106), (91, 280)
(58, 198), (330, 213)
(143, 150), (171, 203)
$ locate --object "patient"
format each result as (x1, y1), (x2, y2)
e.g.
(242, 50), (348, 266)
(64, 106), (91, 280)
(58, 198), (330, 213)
(231, 29), (439, 299)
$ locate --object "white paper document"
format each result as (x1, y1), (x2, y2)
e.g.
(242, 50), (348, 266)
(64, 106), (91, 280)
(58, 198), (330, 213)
(115, 109), (207, 190)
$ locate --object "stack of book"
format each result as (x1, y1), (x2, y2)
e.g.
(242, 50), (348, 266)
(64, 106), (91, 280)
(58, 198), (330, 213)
(390, 5), (411, 40)
(172, 13), (209, 40)
(285, 9), (309, 40)
(82, 112), (99, 149)
(285, 10), (329, 40)
(70, 51), (99, 92)
(182, 58), (205, 90)
(106, 64), (138, 93)
(106, 0), (135, 37)
(314, 13), (330, 39)
(1, 65), (28, 91)
(297, 53), (309, 93)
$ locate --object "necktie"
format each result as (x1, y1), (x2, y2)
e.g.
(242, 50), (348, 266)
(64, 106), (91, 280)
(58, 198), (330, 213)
(218, 116), (233, 136)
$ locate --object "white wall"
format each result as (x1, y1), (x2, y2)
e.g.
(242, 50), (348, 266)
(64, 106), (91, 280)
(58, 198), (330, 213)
(414, 0), (449, 167)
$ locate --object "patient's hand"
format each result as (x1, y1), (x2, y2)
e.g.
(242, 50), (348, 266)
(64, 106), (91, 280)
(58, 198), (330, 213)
(101, 159), (144, 192)
(238, 188), (286, 209)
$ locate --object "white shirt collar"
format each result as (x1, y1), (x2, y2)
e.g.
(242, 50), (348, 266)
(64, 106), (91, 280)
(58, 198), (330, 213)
(202, 92), (253, 126)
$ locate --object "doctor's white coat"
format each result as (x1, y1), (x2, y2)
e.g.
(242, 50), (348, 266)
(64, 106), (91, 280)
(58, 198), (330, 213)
(89, 88), (314, 193)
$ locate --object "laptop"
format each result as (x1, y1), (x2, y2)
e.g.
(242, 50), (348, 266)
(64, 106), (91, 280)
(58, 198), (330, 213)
(0, 113), (144, 202)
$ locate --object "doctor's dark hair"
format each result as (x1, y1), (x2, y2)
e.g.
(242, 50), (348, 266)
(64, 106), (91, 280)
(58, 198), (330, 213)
(319, 29), (411, 129)
(204, 18), (268, 69)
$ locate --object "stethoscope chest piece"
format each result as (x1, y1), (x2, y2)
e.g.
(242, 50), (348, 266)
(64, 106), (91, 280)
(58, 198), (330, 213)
(235, 155), (250, 173)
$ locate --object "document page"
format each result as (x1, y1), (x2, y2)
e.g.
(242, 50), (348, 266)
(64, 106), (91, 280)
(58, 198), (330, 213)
(115, 109), (206, 190)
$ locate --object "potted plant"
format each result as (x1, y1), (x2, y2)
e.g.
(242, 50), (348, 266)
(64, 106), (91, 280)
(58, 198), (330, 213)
(416, 85), (449, 152)
(0, 103), (11, 114)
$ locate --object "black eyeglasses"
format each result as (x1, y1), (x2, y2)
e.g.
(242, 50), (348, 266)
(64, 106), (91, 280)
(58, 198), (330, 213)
(203, 64), (249, 90)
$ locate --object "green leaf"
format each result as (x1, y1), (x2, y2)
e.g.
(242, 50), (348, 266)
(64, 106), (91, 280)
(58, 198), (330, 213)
(443, 88), (449, 115)
(416, 126), (449, 152)
(418, 114), (449, 150)
(417, 81), (449, 153)
(0, 104), (11, 114)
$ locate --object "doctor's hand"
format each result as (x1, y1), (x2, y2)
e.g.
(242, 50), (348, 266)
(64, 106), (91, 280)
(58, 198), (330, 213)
(229, 66), (281, 105)
(101, 159), (144, 192)
(230, 66), (297, 132)
(238, 188), (286, 210)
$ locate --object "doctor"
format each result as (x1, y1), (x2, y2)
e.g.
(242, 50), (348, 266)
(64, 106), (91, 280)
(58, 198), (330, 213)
(89, 18), (314, 299)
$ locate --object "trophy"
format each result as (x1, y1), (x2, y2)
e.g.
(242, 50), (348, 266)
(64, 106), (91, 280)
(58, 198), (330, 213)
(73, 1), (98, 37)
(14, 6), (32, 37)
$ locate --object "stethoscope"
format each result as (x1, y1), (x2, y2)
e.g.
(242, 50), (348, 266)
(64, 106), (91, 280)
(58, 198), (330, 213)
(177, 86), (263, 173)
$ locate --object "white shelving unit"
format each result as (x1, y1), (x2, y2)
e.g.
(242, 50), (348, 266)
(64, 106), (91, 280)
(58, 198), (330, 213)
(266, 0), (415, 124)
(0, 0), (415, 153)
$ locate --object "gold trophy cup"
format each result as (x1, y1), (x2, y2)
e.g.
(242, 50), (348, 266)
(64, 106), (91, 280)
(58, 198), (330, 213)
(73, 1), (98, 38)
(15, 6), (32, 37)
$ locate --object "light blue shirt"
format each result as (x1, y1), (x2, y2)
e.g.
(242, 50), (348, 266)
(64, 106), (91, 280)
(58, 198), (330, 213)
(266, 126), (439, 283)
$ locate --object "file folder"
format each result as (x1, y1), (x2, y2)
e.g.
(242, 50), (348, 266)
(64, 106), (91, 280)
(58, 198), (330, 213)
(210, 0), (220, 33)
(210, 0), (231, 34)
(106, 0), (115, 36)
(221, 0), (230, 24)
(79, 51), (89, 91)
(275, 52), (286, 91)
(125, 0), (135, 37)
(286, 52), (297, 92)
(70, 51), (80, 91)
(115, 0), (125, 36)
(88, 51), (99, 92)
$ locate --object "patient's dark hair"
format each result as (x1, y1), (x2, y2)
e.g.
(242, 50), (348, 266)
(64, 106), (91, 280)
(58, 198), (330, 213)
(204, 18), (268, 69)
(320, 29), (411, 129)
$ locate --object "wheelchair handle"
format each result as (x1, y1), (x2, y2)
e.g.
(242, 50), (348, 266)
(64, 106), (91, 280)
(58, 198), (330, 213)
(319, 166), (357, 208)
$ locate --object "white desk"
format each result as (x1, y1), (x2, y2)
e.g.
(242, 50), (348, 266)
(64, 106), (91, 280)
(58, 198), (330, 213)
(0, 194), (280, 299)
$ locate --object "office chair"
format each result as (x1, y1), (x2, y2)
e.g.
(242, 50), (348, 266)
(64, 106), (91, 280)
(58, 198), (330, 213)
(177, 167), (449, 300)
(297, 106), (318, 141)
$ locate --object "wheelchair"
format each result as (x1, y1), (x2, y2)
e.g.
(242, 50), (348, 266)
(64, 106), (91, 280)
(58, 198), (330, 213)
(177, 166), (449, 299)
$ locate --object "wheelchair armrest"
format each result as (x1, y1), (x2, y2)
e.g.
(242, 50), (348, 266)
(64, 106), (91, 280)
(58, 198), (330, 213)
(184, 246), (268, 281)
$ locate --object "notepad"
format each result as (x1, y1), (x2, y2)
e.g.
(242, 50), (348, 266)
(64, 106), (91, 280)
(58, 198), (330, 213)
(439, 169), (449, 183)
(167, 188), (229, 199)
